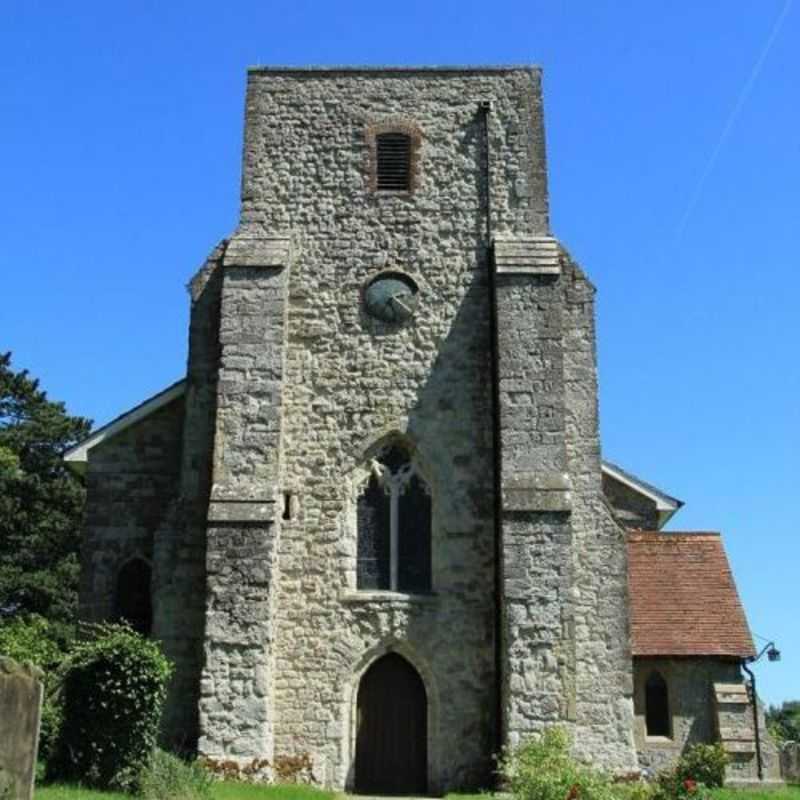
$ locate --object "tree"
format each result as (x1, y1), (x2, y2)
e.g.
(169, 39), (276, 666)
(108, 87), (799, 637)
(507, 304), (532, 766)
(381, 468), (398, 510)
(0, 352), (91, 625)
(767, 701), (800, 742)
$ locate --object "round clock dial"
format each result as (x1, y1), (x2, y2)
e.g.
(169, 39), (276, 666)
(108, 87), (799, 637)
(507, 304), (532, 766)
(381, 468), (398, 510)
(363, 272), (419, 323)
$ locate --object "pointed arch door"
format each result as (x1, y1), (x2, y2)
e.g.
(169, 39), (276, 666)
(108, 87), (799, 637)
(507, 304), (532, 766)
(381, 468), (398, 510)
(355, 652), (427, 795)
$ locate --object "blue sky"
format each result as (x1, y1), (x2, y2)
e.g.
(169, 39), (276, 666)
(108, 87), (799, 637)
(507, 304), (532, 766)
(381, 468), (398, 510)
(2, 1), (797, 705)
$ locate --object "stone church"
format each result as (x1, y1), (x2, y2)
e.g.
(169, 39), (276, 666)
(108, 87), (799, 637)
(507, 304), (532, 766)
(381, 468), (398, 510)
(65, 66), (775, 792)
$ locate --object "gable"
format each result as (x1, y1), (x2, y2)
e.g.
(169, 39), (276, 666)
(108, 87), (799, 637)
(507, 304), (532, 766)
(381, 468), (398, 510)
(64, 380), (185, 473)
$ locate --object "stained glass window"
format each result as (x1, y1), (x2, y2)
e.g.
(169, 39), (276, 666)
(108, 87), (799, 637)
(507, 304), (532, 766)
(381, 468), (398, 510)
(398, 474), (432, 593)
(357, 473), (391, 590)
(356, 443), (432, 593)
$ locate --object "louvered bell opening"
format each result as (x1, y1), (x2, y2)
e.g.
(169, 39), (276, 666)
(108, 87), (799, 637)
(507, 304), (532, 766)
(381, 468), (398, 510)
(376, 133), (411, 191)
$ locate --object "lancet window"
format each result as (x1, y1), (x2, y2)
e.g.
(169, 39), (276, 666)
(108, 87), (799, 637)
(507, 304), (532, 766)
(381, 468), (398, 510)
(114, 557), (152, 637)
(645, 670), (670, 737)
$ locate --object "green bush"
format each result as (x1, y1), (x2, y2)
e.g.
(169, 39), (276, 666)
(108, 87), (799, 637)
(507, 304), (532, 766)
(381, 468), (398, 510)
(613, 781), (656, 800)
(0, 614), (72, 763)
(674, 743), (728, 789)
(50, 622), (173, 791)
(501, 727), (617, 800)
(652, 743), (728, 800)
(139, 749), (213, 800)
(0, 613), (67, 666)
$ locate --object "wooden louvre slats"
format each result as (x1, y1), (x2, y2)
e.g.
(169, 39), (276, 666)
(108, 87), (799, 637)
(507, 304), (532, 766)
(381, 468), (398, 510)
(376, 133), (411, 191)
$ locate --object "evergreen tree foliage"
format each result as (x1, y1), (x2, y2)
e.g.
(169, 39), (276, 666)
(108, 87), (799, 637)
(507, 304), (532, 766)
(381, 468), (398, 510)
(767, 701), (800, 742)
(0, 352), (91, 623)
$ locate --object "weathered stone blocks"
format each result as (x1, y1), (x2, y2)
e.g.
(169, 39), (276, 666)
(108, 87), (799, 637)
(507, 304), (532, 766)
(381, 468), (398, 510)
(0, 657), (43, 800)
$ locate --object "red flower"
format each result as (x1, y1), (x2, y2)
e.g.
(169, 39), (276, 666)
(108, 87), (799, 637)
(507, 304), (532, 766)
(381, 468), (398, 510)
(683, 779), (697, 794)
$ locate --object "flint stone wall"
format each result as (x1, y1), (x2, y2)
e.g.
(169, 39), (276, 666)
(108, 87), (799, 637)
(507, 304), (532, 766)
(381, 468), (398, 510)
(0, 657), (43, 800)
(244, 68), (525, 791)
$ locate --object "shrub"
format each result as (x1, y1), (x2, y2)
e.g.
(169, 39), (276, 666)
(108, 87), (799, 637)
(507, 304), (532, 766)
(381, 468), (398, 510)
(674, 743), (727, 789)
(50, 622), (173, 790)
(652, 743), (728, 800)
(139, 749), (213, 800)
(613, 781), (656, 800)
(0, 614), (72, 764)
(0, 614), (66, 666)
(501, 727), (617, 800)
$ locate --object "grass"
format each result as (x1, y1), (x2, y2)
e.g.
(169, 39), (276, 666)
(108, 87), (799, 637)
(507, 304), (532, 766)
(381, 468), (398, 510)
(36, 783), (339, 800)
(35, 784), (800, 800)
(35, 786), (131, 800)
(711, 788), (800, 800)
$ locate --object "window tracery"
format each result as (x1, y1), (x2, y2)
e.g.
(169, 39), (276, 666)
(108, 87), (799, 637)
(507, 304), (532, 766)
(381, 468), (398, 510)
(357, 443), (432, 592)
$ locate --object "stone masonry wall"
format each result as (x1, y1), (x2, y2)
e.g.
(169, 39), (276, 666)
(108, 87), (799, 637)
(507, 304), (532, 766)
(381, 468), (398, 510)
(562, 254), (637, 769)
(155, 243), (226, 750)
(80, 395), (184, 624)
(633, 657), (741, 772)
(231, 68), (551, 791)
(494, 265), (576, 747)
(198, 249), (290, 763)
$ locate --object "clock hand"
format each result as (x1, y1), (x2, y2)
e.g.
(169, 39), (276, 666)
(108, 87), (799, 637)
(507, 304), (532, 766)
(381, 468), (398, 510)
(389, 292), (413, 315)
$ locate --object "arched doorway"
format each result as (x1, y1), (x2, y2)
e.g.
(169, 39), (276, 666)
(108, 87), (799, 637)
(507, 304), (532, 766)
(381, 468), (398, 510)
(355, 652), (427, 795)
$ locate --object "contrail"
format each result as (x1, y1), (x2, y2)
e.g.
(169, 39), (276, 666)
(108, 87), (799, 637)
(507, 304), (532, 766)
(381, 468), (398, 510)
(675, 0), (793, 240)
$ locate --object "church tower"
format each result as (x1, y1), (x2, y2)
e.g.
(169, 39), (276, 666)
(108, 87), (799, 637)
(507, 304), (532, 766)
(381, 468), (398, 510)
(185, 66), (637, 789)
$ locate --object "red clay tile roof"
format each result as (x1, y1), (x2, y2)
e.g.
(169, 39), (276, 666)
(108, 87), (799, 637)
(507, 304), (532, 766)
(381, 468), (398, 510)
(628, 532), (755, 658)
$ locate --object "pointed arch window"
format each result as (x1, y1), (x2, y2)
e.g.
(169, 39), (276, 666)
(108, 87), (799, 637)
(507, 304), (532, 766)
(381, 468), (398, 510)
(645, 671), (670, 737)
(114, 557), (152, 637)
(357, 443), (432, 593)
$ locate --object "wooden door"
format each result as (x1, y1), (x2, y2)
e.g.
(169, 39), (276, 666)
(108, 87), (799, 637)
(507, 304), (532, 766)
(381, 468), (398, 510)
(355, 653), (428, 795)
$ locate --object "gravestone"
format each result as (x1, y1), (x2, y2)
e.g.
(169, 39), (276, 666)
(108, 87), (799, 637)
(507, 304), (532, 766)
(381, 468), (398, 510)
(0, 656), (44, 800)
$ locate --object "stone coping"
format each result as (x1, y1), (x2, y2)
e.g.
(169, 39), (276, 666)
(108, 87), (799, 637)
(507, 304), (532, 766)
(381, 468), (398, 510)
(340, 590), (440, 605)
(248, 64), (541, 75)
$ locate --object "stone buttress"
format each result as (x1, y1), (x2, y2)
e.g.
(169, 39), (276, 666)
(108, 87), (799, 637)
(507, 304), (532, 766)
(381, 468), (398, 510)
(488, 90), (637, 767)
(197, 234), (291, 762)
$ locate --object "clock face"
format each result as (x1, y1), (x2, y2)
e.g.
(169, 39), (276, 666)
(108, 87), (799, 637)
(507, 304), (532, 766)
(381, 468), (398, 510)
(363, 272), (419, 323)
